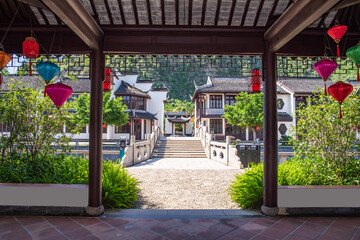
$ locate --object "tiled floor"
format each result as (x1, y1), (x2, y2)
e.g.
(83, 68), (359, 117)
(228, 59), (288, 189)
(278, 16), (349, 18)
(0, 215), (359, 240)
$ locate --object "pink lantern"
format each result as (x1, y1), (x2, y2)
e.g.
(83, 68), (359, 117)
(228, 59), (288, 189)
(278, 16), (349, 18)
(45, 83), (73, 109)
(328, 81), (353, 119)
(314, 58), (338, 95)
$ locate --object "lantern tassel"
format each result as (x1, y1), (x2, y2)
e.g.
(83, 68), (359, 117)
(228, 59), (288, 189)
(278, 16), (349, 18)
(324, 84), (327, 96)
(339, 106), (342, 119)
(0, 73), (2, 86)
(357, 68), (360, 82)
(29, 59), (32, 76)
(337, 45), (340, 57)
(44, 88), (46, 97)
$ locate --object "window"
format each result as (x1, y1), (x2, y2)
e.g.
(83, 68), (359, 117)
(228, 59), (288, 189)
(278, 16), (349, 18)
(115, 123), (130, 133)
(210, 119), (223, 134)
(225, 95), (236, 106)
(0, 122), (10, 132)
(210, 95), (222, 109)
(121, 95), (131, 108)
(132, 96), (146, 110)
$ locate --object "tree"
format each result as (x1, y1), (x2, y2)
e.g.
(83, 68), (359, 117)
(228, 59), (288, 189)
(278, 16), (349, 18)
(73, 91), (128, 127)
(223, 92), (263, 140)
(164, 99), (194, 117)
(0, 81), (76, 160)
(290, 92), (360, 185)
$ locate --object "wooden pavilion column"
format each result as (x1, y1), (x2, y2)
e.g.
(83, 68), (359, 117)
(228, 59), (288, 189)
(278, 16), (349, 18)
(261, 41), (279, 216)
(87, 42), (105, 216)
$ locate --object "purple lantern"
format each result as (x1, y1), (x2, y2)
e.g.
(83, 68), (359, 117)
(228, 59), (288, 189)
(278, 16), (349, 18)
(45, 83), (73, 109)
(314, 58), (338, 95)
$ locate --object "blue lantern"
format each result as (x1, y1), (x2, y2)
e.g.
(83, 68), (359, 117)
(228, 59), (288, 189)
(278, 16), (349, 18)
(36, 62), (60, 83)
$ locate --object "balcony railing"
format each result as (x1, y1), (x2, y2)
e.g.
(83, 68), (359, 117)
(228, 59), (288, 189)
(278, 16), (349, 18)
(199, 108), (225, 117)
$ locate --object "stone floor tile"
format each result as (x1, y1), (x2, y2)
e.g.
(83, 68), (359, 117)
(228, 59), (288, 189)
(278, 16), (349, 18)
(252, 218), (279, 228)
(31, 227), (62, 240)
(226, 218), (252, 227)
(127, 228), (162, 240)
(96, 228), (132, 240)
(322, 226), (357, 239)
(283, 234), (313, 240)
(25, 221), (53, 233)
(300, 222), (328, 232)
(239, 222), (268, 232)
(316, 233), (344, 240)
(216, 235), (239, 240)
(44, 217), (74, 226)
(261, 227), (291, 239)
(271, 222), (300, 233)
(55, 222), (83, 233)
(163, 229), (192, 240)
(291, 227), (323, 239)
(279, 218), (309, 227)
(226, 228), (257, 239)
(0, 216), (16, 225)
(1, 229), (33, 240)
(177, 224), (207, 234)
(307, 217), (335, 226)
(196, 228), (225, 240)
(40, 234), (69, 240)
(63, 227), (92, 240)
(0, 221), (22, 232)
(85, 222), (115, 234)
(210, 223), (236, 233)
(100, 217), (130, 228)
(251, 234), (277, 240)
(134, 218), (162, 228)
(75, 217), (102, 226)
(150, 224), (172, 234)
(16, 216), (46, 226)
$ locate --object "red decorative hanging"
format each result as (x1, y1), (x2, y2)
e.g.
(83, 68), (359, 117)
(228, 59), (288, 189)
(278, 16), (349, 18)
(327, 24), (347, 57)
(0, 51), (12, 86)
(103, 68), (111, 91)
(45, 82), (73, 109)
(103, 123), (106, 128)
(314, 58), (338, 95)
(328, 81), (353, 119)
(250, 69), (261, 92)
(22, 37), (39, 76)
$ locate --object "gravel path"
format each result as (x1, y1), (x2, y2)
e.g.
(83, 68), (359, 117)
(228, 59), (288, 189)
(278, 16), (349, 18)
(127, 158), (244, 209)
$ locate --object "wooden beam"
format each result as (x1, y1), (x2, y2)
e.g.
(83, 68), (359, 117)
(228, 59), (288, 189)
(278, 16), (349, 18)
(328, 0), (360, 12)
(42, 0), (103, 50)
(17, 0), (49, 10)
(264, 0), (341, 52)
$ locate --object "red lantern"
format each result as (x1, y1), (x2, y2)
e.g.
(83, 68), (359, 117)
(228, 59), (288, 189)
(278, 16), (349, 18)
(103, 68), (111, 91)
(256, 126), (260, 130)
(0, 51), (12, 86)
(45, 82), (73, 109)
(314, 58), (338, 95)
(22, 37), (39, 76)
(251, 69), (261, 93)
(103, 123), (106, 128)
(139, 119), (141, 123)
(328, 81), (353, 119)
(327, 24), (347, 57)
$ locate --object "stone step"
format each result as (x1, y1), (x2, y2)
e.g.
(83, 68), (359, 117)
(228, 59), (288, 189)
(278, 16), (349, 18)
(152, 154), (207, 158)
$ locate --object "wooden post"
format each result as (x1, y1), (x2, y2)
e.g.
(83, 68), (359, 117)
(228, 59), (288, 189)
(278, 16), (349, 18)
(86, 43), (104, 216)
(261, 41), (279, 216)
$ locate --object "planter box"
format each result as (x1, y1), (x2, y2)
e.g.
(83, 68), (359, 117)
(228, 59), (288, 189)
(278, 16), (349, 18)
(0, 183), (88, 207)
(278, 185), (360, 208)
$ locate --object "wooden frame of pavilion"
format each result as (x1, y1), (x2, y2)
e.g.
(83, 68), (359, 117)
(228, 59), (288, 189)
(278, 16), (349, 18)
(1, 0), (360, 216)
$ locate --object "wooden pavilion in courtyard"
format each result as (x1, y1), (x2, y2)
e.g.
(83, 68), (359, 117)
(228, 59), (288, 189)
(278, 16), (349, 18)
(1, 0), (360, 216)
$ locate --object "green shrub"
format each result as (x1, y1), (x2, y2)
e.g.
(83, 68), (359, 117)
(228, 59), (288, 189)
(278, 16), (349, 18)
(102, 160), (139, 208)
(0, 155), (139, 209)
(229, 163), (264, 209)
(229, 160), (310, 210)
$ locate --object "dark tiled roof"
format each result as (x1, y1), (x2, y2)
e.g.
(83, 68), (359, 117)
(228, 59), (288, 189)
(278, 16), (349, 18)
(137, 80), (153, 83)
(192, 77), (287, 102)
(0, 76), (91, 93)
(114, 81), (150, 98)
(165, 112), (189, 117)
(278, 112), (293, 122)
(126, 110), (156, 119)
(277, 78), (360, 94)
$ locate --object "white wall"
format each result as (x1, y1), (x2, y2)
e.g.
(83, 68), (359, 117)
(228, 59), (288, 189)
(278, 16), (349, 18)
(148, 91), (168, 133)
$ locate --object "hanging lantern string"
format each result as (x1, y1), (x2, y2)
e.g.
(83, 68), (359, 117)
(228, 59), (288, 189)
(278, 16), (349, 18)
(0, 7), (20, 48)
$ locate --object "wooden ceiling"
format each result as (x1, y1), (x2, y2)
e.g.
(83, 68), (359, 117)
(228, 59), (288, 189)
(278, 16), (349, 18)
(0, 0), (359, 55)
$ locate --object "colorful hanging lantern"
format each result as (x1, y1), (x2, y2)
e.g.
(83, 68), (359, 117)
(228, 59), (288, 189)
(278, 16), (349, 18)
(103, 68), (111, 91)
(250, 69), (261, 93)
(327, 24), (347, 57)
(36, 62), (60, 82)
(45, 82), (73, 109)
(328, 81), (353, 119)
(314, 58), (338, 95)
(103, 123), (106, 128)
(22, 37), (39, 76)
(346, 42), (360, 82)
(0, 51), (12, 86)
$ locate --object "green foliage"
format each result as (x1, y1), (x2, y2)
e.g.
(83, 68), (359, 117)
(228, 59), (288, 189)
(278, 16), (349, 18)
(164, 99), (194, 116)
(0, 154), (139, 209)
(228, 163), (263, 209)
(0, 81), (76, 160)
(73, 91), (128, 127)
(229, 160), (311, 209)
(223, 92), (263, 139)
(102, 160), (139, 208)
(290, 93), (360, 185)
(280, 135), (293, 146)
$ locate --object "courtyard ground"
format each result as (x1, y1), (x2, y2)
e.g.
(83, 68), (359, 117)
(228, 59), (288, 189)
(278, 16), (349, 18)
(127, 158), (243, 209)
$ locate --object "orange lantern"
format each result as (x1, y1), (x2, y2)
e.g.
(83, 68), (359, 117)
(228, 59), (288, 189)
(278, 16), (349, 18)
(0, 50), (12, 86)
(22, 37), (39, 76)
